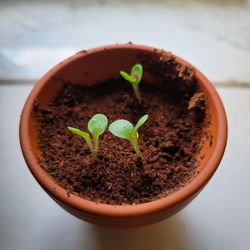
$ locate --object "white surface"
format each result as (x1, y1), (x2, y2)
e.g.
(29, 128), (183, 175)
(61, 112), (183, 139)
(0, 2), (250, 84)
(0, 85), (250, 250)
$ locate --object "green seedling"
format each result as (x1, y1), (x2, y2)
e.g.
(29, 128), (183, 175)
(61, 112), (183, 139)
(120, 63), (143, 103)
(68, 114), (108, 160)
(109, 114), (148, 157)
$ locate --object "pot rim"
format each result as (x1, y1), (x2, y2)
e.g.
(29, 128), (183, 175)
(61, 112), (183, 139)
(19, 43), (227, 218)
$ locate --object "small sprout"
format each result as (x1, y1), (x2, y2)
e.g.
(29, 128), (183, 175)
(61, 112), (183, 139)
(109, 115), (148, 157)
(120, 63), (143, 103)
(68, 114), (108, 160)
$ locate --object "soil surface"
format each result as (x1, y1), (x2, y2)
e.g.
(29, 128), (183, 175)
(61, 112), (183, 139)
(35, 55), (206, 205)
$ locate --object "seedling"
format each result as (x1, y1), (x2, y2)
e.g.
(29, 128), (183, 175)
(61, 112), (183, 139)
(120, 63), (143, 103)
(109, 114), (148, 157)
(68, 114), (108, 160)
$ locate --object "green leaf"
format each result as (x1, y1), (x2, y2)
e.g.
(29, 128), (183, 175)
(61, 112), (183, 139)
(109, 115), (149, 157)
(131, 64), (143, 85)
(120, 64), (143, 103)
(134, 114), (148, 131)
(67, 127), (90, 140)
(88, 114), (108, 137)
(120, 71), (137, 84)
(109, 119), (134, 139)
(68, 126), (94, 158)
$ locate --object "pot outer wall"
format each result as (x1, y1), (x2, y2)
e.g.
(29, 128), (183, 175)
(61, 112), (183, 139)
(49, 188), (203, 228)
(19, 44), (228, 228)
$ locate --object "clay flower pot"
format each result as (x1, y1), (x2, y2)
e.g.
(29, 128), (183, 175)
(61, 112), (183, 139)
(20, 44), (227, 228)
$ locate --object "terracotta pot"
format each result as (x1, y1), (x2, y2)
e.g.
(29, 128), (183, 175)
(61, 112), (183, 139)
(19, 44), (227, 228)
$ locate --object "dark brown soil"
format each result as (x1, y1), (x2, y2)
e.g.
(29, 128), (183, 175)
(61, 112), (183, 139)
(35, 56), (206, 205)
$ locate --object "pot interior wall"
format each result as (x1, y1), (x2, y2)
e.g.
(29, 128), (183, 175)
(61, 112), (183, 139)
(194, 78), (219, 174)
